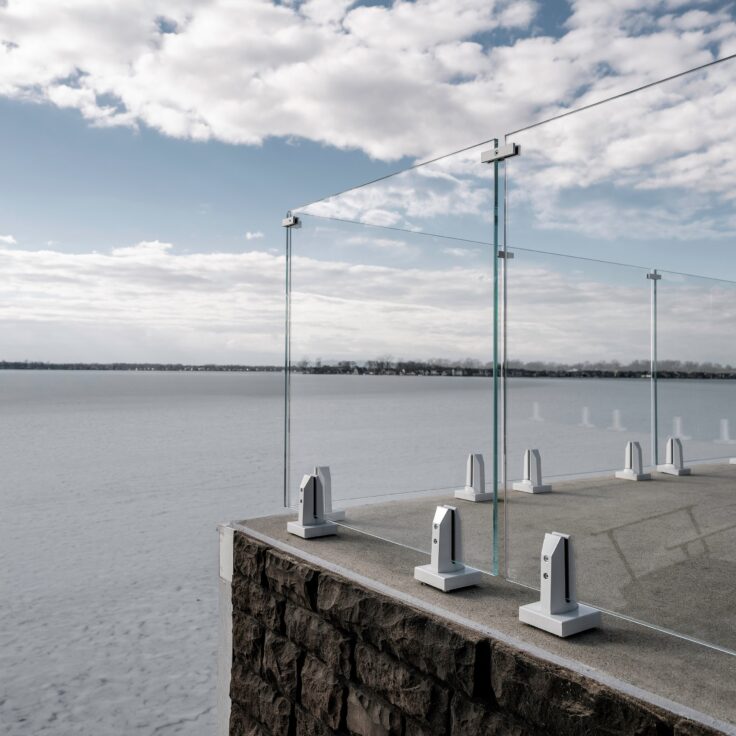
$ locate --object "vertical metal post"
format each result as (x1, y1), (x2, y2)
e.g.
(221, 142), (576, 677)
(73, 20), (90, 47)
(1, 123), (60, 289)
(648, 269), (661, 467)
(492, 140), (500, 576)
(480, 140), (519, 578)
(282, 215), (295, 507)
(501, 164), (509, 579)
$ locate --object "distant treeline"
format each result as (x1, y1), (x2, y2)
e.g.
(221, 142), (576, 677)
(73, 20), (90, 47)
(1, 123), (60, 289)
(292, 358), (736, 379)
(0, 361), (281, 373)
(2, 358), (736, 379)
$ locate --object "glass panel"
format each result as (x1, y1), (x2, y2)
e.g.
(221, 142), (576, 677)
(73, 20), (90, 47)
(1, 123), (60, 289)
(286, 142), (499, 572)
(657, 271), (736, 463)
(504, 56), (736, 278)
(503, 249), (652, 482)
(0, 240), (284, 732)
(298, 141), (495, 244)
(503, 56), (736, 653)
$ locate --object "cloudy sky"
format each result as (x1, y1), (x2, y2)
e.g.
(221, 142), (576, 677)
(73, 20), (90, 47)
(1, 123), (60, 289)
(1, 0), (735, 364)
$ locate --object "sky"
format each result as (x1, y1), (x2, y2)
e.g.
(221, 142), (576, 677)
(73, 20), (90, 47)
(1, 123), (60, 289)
(1, 0), (736, 364)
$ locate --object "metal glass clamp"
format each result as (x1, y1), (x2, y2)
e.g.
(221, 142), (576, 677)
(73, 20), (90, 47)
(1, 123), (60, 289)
(481, 142), (520, 164)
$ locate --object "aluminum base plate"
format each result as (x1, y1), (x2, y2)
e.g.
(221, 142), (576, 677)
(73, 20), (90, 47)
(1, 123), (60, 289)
(414, 564), (482, 592)
(656, 464), (691, 476)
(519, 601), (601, 637)
(615, 470), (651, 481)
(512, 481), (552, 494)
(454, 489), (495, 503)
(287, 520), (338, 539)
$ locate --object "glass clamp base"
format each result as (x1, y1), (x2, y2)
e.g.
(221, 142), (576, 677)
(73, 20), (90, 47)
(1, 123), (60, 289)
(512, 481), (552, 494)
(656, 464), (691, 476)
(287, 521), (338, 539)
(615, 470), (651, 481)
(519, 601), (601, 637)
(454, 488), (494, 503)
(414, 564), (482, 592)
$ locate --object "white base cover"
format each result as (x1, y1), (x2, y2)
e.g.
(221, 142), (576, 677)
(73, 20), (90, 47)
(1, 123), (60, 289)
(286, 520), (338, 539)
(454, 488), (495, 503)
(325, 509), (346, 521)
(414, 564), (482, 592)
(615, 470), (651, 481)
(656, 464), (691, 476)
(519, 601), (601, 637)
(512, 481), (551, 494)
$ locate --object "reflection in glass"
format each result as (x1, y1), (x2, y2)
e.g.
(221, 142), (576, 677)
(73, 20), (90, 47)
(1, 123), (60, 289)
(502, 57), (736, 654)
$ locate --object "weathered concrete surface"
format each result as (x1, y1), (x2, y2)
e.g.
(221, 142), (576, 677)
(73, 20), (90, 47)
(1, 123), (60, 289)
(228, 525), (736, 735)
(329, 462), (736, 653)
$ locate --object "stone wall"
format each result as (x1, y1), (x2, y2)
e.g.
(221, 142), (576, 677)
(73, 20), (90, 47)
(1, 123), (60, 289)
(229, 529), (724, 736)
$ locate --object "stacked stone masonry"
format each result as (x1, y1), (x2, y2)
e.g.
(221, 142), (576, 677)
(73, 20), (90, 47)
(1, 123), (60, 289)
(229, 530), (725, 736)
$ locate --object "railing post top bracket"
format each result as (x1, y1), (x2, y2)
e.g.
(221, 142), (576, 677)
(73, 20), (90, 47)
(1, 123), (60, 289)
(481, 142), (520, 164)
(282, 213), (301, 228)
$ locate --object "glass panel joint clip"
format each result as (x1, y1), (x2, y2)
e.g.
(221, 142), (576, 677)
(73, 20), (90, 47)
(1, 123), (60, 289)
(481, 142), (520, 163)
(282, 213), (301, 228)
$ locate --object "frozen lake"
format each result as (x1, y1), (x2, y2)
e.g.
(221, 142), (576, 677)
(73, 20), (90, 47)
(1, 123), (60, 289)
(2, 370), (735, 734)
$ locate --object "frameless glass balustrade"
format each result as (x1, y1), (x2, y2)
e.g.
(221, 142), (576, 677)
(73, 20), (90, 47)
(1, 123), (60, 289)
(281, 54), (736, 653)
(656, 270), (736, 463)
(285, 142), (501, 573)
(502, 56), (736, 653)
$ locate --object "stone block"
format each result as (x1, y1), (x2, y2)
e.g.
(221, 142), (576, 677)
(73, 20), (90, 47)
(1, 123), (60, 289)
(674, 719), (728, 736)
(450, 693), (531, 736)
(296, 705), (346, 736)
(232, 576), (283, 631)
(285, 601), (353, 679)
(491, 641), (668, 735)
(231, 660), (292, 736)
(233, 532), (268, 581)
(317, 573), (486, 697)
(265, 549), (320, 609)
(232, 612), (264, 672)
(345, 686), (401, 736)
(295, 704), (343, 736)
(403, 718), (437, 736)
(354, 643), (448, 729)
(262, 630), (301, 700)
(301, 653), (344, 730)
(230, 701), (272, 736)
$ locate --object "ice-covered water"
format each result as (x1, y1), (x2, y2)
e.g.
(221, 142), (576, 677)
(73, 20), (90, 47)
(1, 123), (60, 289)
(1, 371), (283, 736)
(2, 371), (735, 734)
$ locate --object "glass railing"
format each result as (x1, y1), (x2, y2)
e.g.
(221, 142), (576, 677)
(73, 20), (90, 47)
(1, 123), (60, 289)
(502, 55), (736, 654)
(502, 248), (652, 483)
(656, 270), (736, 463)
(282, 55), (736, 654)
(285, 141), (501, 573)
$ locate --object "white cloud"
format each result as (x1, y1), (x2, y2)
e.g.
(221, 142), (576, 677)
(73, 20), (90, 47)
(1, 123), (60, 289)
(442, 247), (473, 257)
(0, 1), (733, 161)
(0, 237), (731, 365)
(300, 140), (494, 233)
(111, 240), (174, 257)
(0, 239), (285, 363)
(245, 231), (264, 240)
(0, 234), (17, 244)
